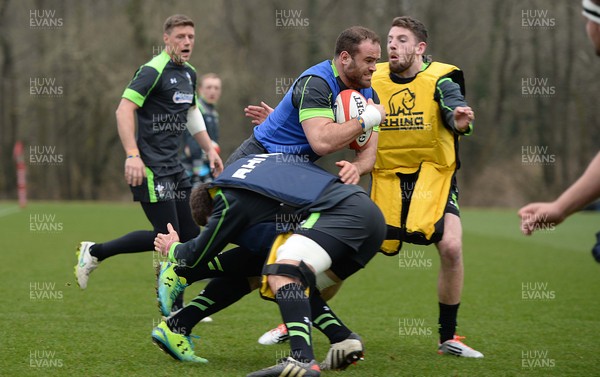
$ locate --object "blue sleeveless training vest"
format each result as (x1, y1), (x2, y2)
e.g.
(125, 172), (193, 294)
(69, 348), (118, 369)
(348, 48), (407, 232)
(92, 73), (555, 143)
(253, 60), (374, 161)
(211, 153), (340, 206)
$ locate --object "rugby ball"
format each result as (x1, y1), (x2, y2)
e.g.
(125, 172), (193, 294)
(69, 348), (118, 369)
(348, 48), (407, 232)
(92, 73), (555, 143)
(333, 89), (373, 150)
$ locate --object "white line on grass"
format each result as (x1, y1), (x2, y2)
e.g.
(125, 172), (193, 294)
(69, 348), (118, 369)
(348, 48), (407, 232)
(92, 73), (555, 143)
(0, 206), (21, 218)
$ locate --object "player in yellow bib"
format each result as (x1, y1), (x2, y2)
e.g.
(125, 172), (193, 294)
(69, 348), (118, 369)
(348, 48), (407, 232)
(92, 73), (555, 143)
(370, 16), (482, 358)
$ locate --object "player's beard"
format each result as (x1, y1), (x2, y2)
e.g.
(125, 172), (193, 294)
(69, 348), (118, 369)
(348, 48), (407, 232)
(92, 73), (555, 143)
(345, 59), (371, 89)
(388, 51), (417, 74)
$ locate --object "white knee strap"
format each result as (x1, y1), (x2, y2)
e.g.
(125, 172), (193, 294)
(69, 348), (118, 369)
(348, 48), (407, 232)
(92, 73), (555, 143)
(276, 234), (332, 274)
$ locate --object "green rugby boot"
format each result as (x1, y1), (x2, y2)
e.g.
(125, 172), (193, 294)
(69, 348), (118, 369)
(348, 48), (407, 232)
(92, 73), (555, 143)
(156, 261), (188, 316)
(151, 321), (208, 363)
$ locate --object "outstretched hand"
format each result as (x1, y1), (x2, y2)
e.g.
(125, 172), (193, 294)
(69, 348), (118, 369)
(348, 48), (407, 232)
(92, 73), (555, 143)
(335, 160), (360, 185)
(244, 101), (274, 125)
(453, 106), (474, 132)
(154, 223), (180, 256)
(518, 202), (563, 236)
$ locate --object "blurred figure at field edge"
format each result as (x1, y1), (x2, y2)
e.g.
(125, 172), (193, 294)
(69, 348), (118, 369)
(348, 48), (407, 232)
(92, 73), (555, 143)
(181, 73), (222, 186)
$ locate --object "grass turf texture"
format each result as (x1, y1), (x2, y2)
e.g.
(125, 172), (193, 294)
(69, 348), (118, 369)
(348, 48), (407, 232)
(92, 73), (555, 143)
(1, 202), (598, 376)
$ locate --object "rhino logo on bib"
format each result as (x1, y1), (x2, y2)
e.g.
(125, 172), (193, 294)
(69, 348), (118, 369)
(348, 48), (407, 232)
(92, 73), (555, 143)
(388, 88), (416, 116)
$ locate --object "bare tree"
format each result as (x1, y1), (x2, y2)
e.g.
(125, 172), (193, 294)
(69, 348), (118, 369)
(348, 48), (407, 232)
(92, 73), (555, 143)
(0, 0), (598, 206)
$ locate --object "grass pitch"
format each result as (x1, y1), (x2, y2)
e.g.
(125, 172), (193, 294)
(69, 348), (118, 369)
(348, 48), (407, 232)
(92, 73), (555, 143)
(1, 202), (598, 376)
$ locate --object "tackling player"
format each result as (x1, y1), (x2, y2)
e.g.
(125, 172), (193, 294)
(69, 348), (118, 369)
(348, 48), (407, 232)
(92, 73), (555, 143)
(151, 154), (386, 376)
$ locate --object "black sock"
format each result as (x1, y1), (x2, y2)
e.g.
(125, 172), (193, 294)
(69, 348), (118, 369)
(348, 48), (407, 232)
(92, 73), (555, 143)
(438, 302), (460, 343)
(89, 230), (155, 261)
(276, 283), (314, 363)
(168, 276), (252, 335)
(310, 291), (351, 344)
(171, 293), (185, 312)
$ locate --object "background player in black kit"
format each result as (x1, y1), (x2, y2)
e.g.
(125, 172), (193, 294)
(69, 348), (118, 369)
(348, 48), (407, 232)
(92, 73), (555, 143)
(74, 15), (223, 295)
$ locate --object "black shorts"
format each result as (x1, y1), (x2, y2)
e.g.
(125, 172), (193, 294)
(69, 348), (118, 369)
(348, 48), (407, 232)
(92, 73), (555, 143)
(297, 192), (386, 280)
(445, 176), (460, 217)
(225, 133), (267, 166)
(130, 168), (192, 203)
